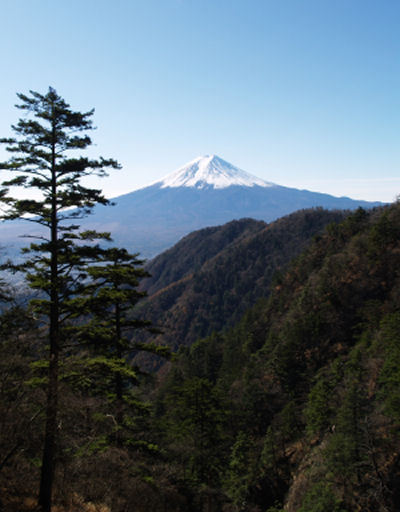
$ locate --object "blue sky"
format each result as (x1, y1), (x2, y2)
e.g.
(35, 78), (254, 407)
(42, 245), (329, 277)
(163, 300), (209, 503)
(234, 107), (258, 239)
(0, 0), (399, 202)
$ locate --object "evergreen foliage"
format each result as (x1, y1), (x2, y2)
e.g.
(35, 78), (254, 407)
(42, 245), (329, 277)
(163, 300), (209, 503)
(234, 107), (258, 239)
(0, 88), (120, 512)
(140, 209), (347, 353)
(153, 201), (400, 512)
(66, 247), (169, 447)
(297, 482), (346, 512)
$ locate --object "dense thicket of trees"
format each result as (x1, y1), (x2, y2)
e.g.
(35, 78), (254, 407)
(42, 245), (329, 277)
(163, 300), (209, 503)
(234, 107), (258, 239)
(152, 202), (400, 512)
(139, 209), (347, 354)
(1, 201), (400, 511)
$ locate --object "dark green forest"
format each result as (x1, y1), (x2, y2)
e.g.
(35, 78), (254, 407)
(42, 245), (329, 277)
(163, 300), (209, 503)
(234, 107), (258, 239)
(2, 201), (400, 511)
(1, 89), (399, 512)
(138, 208), (346, 354)
(151, 202), (400, 512)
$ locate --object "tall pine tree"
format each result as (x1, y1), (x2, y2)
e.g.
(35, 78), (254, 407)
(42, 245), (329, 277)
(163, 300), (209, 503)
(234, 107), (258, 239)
(0, 88), (120, 512)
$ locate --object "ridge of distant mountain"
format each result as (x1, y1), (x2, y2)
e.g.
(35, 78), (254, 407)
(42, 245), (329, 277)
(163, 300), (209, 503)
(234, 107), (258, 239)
(0, 155), (385, 260)
(136, 208), (348, 354)
(91, 155), (383, 257)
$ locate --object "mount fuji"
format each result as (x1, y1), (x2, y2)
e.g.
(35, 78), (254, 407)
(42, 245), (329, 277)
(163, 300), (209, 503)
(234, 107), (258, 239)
(150, 154), (274, 189)
(0, 155), (384, 259)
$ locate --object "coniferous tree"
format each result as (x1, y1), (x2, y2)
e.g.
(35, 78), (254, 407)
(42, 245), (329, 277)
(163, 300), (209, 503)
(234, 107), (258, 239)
(67, 247), (170, 446)
(0, 88), (120, 512)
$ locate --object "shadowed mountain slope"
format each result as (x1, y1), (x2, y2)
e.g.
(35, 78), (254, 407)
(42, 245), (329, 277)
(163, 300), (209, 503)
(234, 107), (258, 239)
(138, 208), (348, 350)
(154, 201), (400, 512)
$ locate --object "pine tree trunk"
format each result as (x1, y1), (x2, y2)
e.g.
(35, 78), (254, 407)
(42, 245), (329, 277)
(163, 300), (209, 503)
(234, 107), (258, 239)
(38, 120), (59, 512)
(38, 343), (59, 512)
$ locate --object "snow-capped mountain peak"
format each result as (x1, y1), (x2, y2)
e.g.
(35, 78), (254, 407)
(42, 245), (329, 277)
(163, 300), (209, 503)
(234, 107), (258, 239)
(154, 155), (275, 190)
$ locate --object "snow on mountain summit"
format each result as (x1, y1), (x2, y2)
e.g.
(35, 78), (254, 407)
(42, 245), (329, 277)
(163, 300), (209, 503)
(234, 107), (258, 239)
(155, 155), (275, 190)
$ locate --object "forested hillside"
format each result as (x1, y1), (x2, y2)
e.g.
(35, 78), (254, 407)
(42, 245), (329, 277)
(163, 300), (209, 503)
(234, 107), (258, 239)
(139, 208), (346, 351)
(142, 218), (267, 295)
(1, 201), (400, 511)
(154, 201), (400, 511)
